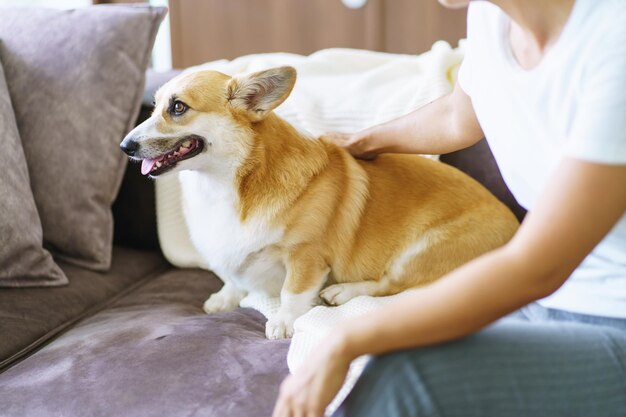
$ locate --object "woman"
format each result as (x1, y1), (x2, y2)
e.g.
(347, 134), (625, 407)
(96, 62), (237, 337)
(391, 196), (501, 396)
(273, 0), (626, 416)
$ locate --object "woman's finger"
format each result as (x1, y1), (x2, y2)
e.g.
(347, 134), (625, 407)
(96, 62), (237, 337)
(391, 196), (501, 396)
(272, 389), (291, 417)
(304, 402), (325, 417)
(292, 404), (306, 417)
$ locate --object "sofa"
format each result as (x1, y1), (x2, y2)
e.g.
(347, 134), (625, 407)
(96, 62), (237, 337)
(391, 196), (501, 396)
(0, 6), (526, 417)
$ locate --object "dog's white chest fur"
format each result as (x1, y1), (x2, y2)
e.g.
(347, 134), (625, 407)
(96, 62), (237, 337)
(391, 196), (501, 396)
(179, 170), (286, 296)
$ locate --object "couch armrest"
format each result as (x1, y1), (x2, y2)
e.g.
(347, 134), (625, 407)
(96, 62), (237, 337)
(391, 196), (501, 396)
(112, 105), (160, 251)
(112, 70), (183, 251)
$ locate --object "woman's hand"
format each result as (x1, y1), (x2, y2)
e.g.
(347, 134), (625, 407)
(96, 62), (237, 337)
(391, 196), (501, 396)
(320, 131), (378, 160)
(273, 336), (353, 417)
(319, 85), (484, 158)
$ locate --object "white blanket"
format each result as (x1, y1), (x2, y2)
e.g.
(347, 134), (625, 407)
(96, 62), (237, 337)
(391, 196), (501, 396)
(154, 41), (464, 415)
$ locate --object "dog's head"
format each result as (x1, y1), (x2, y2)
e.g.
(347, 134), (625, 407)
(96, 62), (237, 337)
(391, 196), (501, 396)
(120, 66), (296, 178)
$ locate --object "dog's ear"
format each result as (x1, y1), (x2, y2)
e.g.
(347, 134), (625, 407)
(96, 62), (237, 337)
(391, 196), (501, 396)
(227, 66), (296, 121)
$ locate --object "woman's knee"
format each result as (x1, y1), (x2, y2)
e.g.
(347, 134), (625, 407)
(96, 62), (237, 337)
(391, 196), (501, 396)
(334, 350), (442, 417)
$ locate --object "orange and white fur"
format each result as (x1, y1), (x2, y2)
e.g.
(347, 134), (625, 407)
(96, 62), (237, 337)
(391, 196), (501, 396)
(120, 66), (519, 339)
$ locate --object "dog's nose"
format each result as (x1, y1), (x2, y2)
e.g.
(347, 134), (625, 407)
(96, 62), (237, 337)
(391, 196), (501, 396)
(120, 139), (138, 156)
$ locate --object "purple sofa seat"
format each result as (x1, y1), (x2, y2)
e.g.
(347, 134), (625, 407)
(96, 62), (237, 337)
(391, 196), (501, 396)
(0, 268), (289, 417)
(0, 247), (168, 372)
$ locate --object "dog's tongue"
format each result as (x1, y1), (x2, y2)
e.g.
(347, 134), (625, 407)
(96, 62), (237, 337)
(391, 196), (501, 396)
(141, 158), (158, 176)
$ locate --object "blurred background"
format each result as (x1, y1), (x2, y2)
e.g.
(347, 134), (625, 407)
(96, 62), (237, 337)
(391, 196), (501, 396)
(0, 0), (467, 71)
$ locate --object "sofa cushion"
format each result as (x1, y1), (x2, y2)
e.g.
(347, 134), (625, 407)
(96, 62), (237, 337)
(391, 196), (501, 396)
(0, 268), (290, 417)
(0, 246), (169, 372)
(0, 49), (67, 288)
(0, 5), (166, 271)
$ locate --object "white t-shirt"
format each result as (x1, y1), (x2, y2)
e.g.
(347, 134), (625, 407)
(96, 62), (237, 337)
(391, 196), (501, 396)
(458, 0), (626, 318)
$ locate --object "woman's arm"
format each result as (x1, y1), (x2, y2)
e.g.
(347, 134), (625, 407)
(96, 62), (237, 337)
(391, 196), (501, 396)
(323, 82), (484, 158)
(274, 159), (626, 417)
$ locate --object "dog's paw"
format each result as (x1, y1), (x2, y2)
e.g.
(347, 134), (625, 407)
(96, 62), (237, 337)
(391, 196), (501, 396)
(320, 284), (358, 306)
(265, 315), (295, 340)
(203, 292), (240, 313)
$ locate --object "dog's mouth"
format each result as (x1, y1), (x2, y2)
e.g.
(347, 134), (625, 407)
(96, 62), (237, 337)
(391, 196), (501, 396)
(140, 136), (204, 177)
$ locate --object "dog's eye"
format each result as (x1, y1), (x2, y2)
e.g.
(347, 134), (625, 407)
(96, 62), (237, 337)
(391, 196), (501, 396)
(172, 101), (188, 116)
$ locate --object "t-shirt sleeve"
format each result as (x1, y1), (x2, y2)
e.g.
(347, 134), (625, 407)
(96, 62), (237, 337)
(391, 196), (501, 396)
(565, 26), (626, 164)
(456, 48), (473, 97)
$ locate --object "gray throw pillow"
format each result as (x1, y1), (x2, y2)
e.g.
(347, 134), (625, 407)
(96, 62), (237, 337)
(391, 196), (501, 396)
(0, 49), (67, 287)
(0, 5), (166, 271)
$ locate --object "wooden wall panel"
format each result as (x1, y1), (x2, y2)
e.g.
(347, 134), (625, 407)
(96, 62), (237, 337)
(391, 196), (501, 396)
(93, 0), (146, 3)
(271, 0), (384, 54)
(384, 0), (466, 54)
(170, 0), (384, 67)
(170, 0), (466, 68)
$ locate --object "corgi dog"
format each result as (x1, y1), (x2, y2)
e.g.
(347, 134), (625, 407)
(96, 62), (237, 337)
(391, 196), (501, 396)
(120, 66), (519, 339)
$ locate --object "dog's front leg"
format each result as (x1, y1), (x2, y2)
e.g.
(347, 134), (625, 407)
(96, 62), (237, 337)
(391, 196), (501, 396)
(203, 281), (247, 313)
(265, 249), (329, 339)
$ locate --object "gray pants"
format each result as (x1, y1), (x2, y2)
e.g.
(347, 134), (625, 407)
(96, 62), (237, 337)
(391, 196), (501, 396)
(332, 303), (626, 417)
